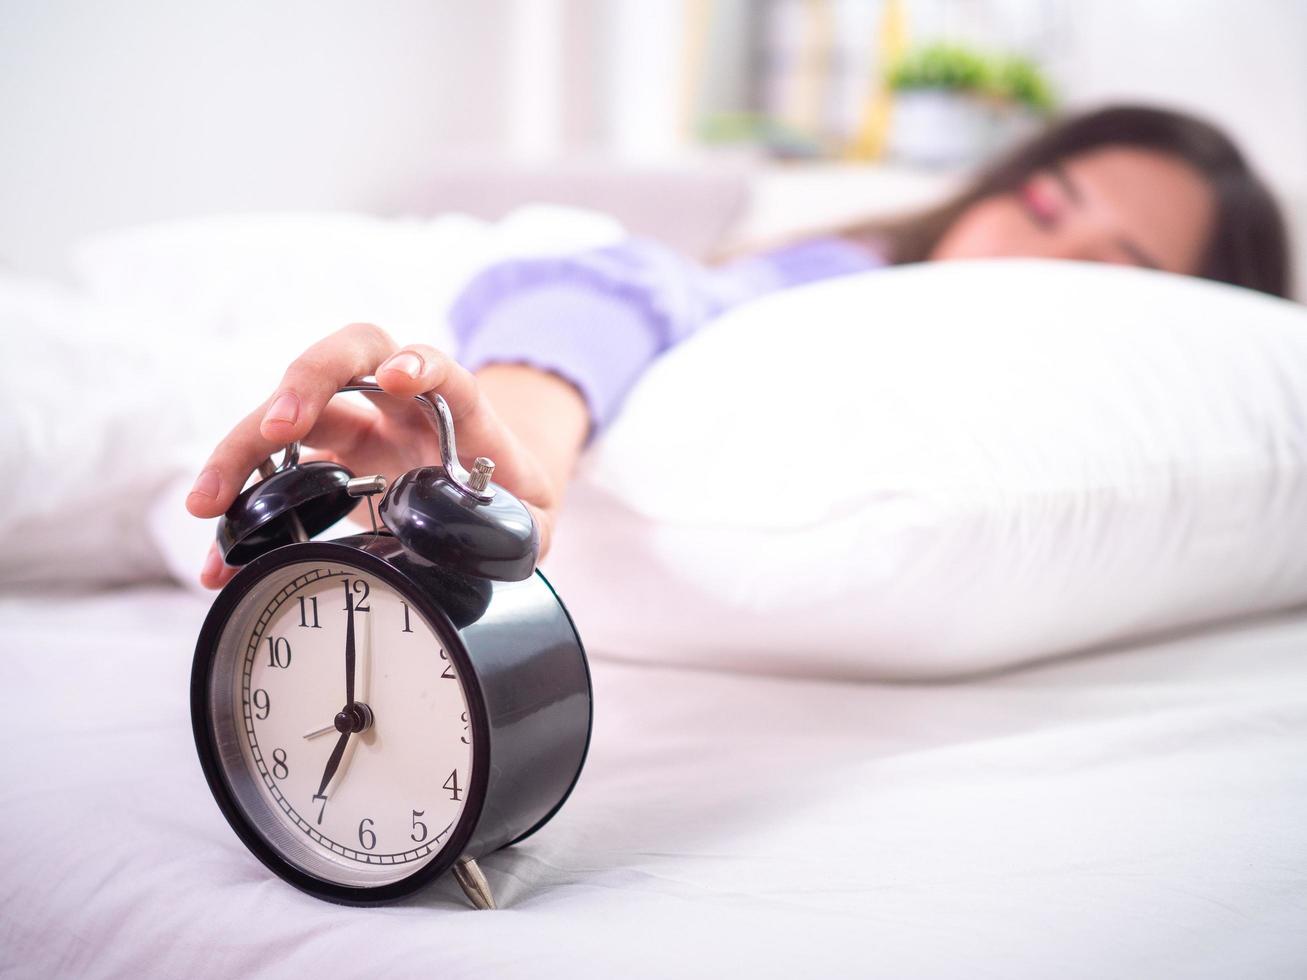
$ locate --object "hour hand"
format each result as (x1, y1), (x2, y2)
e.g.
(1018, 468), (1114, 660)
(314, 729), (351, 800)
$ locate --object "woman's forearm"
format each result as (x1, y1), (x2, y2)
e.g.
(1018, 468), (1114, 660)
(472, 363), (590, 508)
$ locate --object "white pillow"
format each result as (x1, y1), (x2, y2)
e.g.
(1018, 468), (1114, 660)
(541, 260), (1307, 679)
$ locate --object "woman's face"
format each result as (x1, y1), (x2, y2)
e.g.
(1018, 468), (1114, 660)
(931, 146), (1216, 275)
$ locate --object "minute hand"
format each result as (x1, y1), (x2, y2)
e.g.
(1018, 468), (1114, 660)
(344, 588), (355, 706)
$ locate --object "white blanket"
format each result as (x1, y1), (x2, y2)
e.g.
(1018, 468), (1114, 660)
(2, 587), (1304, 978)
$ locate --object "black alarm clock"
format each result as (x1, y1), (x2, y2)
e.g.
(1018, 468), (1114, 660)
(190, 378), (592, 909)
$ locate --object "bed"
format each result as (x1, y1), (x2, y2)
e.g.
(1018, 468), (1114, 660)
(3, 584), (1304, 978)
(4, 207), (1307, 977)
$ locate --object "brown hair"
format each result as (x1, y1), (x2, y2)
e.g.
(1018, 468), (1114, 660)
(844, 105), (1292, 298)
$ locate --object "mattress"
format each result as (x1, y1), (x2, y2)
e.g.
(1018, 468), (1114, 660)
(2, 586), (1304, 978)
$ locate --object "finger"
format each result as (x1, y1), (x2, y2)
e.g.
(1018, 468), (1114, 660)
(258, 322), (398, 445)
(186, 399), (292, 518)
(301, 402), (415, 481)
(374, 344), (482, 421)
(374, 344), (521, 471)
(186, 323), (397, 517)
(300, 400), (381, 459)
(199, 542), (238, 590)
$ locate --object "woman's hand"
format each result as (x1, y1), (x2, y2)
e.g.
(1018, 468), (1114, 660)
(185, 322), (577, 590)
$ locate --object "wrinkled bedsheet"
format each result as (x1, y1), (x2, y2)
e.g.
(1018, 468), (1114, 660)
(2, 587), (1305, 978)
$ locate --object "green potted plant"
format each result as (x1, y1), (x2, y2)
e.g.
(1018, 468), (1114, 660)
(887, 43), (1056, 166)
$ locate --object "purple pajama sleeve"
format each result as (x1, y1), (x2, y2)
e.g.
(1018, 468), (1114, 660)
(448, 235), (883, 439)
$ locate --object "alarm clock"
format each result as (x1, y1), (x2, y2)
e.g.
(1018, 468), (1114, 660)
(190, 378), (592, 909)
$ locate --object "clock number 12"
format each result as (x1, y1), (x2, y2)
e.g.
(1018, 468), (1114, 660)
(343, 579), (370, 612)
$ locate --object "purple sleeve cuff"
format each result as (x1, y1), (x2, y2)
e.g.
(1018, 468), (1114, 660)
(454, 283), (661, 437)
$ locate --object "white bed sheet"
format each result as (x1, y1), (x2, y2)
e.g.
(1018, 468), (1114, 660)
(2, 586), (1304, 979)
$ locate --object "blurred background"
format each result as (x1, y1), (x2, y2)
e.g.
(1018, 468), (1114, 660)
(2, 0), (1304, 290)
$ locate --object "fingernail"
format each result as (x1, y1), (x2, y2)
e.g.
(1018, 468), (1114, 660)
(263, 391), (300, 426)
(201, 546), (224, 582)
(189, 468), (220, 500)
(381, 352), (424, 379)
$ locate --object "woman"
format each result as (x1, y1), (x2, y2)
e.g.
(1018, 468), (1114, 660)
(187, 105), (1292, 588)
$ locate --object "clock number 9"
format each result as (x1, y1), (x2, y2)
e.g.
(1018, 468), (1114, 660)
(358, 818), (377, 851)
(252, 689), (270, 720)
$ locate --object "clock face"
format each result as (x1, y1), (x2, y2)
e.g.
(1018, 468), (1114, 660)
(203, 558), (476, 890)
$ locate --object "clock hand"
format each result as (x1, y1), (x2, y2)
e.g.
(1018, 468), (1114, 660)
(312, 590), (370, 809)
(309, 703), (374, 806)
(303, 723), (336, 740)
(314, 728), (351, 801)
(344, 587), (356, 706)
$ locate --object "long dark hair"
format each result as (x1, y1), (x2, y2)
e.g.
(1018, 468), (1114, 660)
(845, 105), (1292, 298)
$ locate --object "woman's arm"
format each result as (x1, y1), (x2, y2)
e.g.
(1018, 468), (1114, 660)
(450, 236), (884, 442)
(471, 362), (590, 555)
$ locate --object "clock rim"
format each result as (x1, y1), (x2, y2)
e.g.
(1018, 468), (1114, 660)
(190, 539), (492, 906)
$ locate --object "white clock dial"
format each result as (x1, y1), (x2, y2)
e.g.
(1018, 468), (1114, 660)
(212, 561), (474, 887)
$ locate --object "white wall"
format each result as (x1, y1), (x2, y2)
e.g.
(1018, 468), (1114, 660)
(2, 0), (1304, 287)
(1058, 1), (1307, 188)
(0, 0), (508, 275)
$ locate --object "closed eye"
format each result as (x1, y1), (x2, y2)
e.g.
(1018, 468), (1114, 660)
(1117, 239), (1162, 270)
(1054, 161), (1162, 270)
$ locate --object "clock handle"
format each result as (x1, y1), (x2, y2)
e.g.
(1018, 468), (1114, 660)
(278, 376), (496, 506)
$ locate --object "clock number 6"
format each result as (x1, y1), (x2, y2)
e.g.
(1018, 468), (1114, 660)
(358, 818), (377, 851)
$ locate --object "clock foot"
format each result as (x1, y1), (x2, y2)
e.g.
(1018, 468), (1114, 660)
(452, 857), (496, 910)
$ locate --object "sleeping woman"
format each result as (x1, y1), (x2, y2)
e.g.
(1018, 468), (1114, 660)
(187, 104), (1293, 588)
